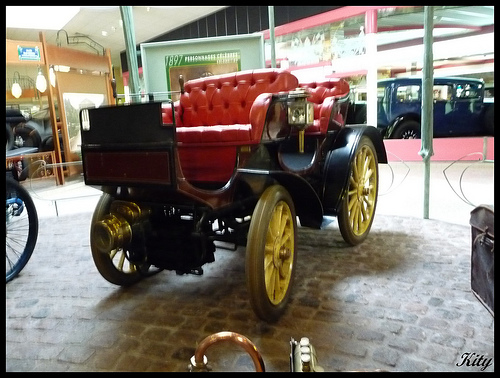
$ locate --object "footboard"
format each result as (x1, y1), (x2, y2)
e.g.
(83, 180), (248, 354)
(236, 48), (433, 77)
(80, 101), (176, 187)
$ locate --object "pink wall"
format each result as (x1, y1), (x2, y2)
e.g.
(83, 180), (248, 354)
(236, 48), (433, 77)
(383, 137), (494, 161)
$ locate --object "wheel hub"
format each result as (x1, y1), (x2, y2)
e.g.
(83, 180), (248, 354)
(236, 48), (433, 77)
(272, 238), (283, 268)
(274, 244), (291, 273)
(265, 201), (295, 305)
(357, 183), (370, 198)
(94, 214), (132, 253)
(92, 201), (150, 253)
(279, 247), (291, 261)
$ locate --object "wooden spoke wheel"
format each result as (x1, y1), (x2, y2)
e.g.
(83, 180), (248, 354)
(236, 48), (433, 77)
(90, 193), (146, 286)
(246, 185), (297, 322)
(337, 136), (379, 246)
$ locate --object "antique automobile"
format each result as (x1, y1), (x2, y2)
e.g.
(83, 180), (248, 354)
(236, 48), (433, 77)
(348, 76), (494, 139)
(79, 68), (387, 322)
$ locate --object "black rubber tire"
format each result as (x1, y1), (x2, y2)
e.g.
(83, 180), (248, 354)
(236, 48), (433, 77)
(6, 123), (14, 151)
(392, 120), (421, 139)
(13, 123), (42, 148)
(6, 177), (39, 283)
(246, 185), (297, 322)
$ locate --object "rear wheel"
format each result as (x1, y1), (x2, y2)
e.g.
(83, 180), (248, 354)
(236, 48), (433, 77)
(246, 185), (297, 322)
(90, 194), (146, 286)
(337, 136), (379, 246)
(392, 120), (420, 139)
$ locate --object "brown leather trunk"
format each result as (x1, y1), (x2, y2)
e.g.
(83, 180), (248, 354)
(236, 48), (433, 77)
(470, 205), (494, 316)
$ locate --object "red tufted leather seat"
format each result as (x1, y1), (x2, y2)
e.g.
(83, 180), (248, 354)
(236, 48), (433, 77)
(164, 69), (298, 144)
(299, 78), (350, 134)
(162, 69), (299, 183)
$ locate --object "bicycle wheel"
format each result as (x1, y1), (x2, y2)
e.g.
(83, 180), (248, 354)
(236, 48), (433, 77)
(6, 177), (39, 283)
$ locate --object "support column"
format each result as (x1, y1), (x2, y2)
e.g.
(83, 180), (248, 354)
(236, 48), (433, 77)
(39, 32), (64, 185)
(268, 6), (276, 68)
(419, 6), (434, 219)
(120, 6), (140, 100)
(365, 9), (378, 127)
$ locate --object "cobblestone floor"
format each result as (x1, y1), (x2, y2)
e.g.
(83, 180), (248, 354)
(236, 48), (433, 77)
(6, 209), (494, 372)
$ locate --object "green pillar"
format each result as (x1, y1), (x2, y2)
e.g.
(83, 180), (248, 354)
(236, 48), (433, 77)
(120, 6), (140, 100)
(418, 6), (434, 219)
(268, 6), (276, 68)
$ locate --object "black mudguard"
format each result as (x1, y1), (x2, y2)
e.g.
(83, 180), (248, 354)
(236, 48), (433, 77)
(237, 169), (324, 229)
(321, 125), (387, 215)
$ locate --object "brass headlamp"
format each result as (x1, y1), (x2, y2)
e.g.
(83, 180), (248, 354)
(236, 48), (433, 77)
(287, 88), (314, 153)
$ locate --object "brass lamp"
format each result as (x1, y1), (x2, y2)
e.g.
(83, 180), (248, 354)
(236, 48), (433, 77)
(287, 88), (314, 153)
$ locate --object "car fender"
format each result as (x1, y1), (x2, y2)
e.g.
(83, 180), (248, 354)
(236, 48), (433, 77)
(322, 125), (387, 215)
(236, 169), (324, 229)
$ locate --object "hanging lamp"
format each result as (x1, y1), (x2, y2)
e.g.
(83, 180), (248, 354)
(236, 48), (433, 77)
(36, 66), (47, 93)
(11, 71), (22, 98)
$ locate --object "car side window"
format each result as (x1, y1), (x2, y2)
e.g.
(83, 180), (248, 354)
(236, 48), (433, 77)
(455, 82), (481, 99)
(454, 82), (482, 114)
(433, 84), (452, 101)
(396, 85), (420, 102)
(433, 84), (453, 114)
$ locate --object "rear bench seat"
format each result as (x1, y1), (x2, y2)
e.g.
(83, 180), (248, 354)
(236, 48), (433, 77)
(299, 78), (350, 135)
(162, 69), (299, 184)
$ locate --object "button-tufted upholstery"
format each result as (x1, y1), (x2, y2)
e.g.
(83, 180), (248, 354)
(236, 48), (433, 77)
(300, 78), (350, 134)
(163, 69), (298, 144)
(162, 69), (299, 183)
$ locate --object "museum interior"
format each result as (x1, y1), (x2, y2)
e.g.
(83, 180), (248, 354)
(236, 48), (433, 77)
(6, 6), (494, 372)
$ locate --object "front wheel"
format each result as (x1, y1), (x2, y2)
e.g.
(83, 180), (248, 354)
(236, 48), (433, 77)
(246, 185), (297, 322)
(337, 136), (379, 246)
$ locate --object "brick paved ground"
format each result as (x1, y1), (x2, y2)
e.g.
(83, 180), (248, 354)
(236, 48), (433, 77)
(6, 208), (494, 372)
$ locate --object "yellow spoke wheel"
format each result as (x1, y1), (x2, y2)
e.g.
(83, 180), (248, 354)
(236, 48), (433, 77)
(90, 194), (144, 286)
(337, 136), (379, 246)
(246, 185), (297, 322)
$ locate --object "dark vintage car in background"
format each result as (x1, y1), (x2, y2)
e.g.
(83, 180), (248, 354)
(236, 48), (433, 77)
(347, 77), (494, 139)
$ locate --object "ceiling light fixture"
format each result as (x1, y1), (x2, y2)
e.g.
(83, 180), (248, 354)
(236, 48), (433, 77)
(11, 71), (22, 99)
(36, 66), (47, 93)
(49, 66), (56, 87)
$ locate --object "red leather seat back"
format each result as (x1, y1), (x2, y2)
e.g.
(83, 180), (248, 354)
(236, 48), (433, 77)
(161, 102), (181, 125)
(301, 79), (350, 118)
(180, 69), (298, 128)
(169, 69), (299, 184)
(300, 79), (350, 133)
